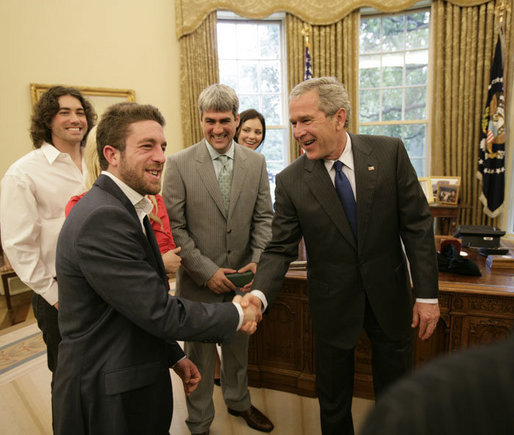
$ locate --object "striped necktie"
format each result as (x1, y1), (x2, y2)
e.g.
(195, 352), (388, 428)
(217, 155), (232, 212)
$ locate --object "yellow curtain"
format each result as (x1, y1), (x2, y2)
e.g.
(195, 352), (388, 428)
(175, 0), (491, 38)
(286, 12), (360, 158)
(431, 0), (511, 225)
(178, 12), (219, 148)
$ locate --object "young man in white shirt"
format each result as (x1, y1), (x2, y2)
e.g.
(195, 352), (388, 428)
(0, 86), (96, 373)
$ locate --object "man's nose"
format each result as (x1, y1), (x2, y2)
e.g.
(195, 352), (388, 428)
(213, 123), (224, 134)
(293, 124), (304, 139)
(153, 146), (166, 163)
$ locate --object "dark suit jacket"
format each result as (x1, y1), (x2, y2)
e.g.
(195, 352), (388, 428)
(361, 334), (514, 435)
(52, 174), (240, 435)
(253, 134), (438, 349)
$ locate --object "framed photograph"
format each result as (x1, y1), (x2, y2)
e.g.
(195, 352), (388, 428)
(430, 176), (461, 205)
(418, 177), (434, 203)
(30, 83), (136, 117)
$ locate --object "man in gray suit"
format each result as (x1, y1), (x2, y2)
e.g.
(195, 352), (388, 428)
(162, 84), (274, 434)
(248, 77), (440, 435)
(53, 102), (260, 434)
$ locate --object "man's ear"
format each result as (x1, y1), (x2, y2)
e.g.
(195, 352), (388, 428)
(335, 108), (347, 131)
(235, 114), (240, 128)
(103, 145), (120, 167)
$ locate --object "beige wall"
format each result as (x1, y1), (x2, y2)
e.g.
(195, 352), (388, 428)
(0, 0), (182, 179)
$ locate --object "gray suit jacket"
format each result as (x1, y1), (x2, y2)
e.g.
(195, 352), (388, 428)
(162, 140), (273, 302)
(52, 174), (240, 434)
(253, 134), (439, 348)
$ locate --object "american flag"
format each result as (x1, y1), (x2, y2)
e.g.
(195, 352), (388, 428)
(477, 35), (505, 218)
(304, 43), (313, 81)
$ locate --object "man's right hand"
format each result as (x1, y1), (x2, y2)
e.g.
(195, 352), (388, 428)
(207, 268), (237, 294)
(233, 294), (261, 335)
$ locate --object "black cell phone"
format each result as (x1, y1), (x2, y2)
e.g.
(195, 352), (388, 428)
(226, 271), (254, 287)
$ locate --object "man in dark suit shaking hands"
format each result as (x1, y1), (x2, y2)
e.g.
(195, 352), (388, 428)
(52, 102), (260, 435)
(249, 77), (440, 435)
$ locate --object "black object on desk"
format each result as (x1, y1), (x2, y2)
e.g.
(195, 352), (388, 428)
(454, 225), (505, 248)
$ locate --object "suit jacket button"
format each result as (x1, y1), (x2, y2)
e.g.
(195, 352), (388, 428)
(227, 228), (232, 233)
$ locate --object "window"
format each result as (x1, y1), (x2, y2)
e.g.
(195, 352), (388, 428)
(217, 12), (289, 198)
(359, 10), (430, 176)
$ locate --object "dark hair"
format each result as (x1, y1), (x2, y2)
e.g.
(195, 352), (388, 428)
(96, 102), (165, 170)
(30, 86), (97, 148)
(234, 109), (266, 147)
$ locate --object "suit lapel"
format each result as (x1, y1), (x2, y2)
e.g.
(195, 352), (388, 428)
(303, 158), (357, 249)
(350, 134), (378, 248)
(194, 141), (227, 217)
(95, 175), (166, 281)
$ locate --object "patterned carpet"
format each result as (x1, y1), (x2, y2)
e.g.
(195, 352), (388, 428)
(0, 321), (45, 383)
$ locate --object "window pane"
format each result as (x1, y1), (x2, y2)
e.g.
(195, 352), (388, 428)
(382, 88), (402, 121)
(403, 124), (426, 157)
(406, 12), (430, 49)
(260, 61), (281, 93)
(239, 95), (260, 112)
(360, 54), (380, 87)
(236, 23), (259, 59)
(405, 50), (428, 85)
(259, 24), (280, 59)
(405, 86), (426, 119)
(262, 94), (282, 124)
(382, 16), (404, 51)
(262, 128), (285, 162)
(382, 53), (404, 87)
(360, 89), (380, 122)
(219, 60), (238, 89)
(410, 157), (425, 177)
(217, 23), (236, 59)
(238, 61), (258, 93)
(360, 17), (381, 53)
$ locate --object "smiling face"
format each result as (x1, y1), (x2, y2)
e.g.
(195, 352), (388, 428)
(237, 117), (264, 150)
(50, 95), (88, 148)
(289, 90), (347, 160)
(200, 110), (239, 154)
(114, 120), (166, 195)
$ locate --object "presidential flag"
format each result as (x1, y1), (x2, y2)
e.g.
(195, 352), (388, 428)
(477, 35), (505, 218)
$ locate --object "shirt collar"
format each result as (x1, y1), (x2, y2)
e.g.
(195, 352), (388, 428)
(101, 170), (153, 214)
(204, 139), (235, 161)
(41, 142), (62, 165)
(41, 142), (85, 168)
(324, 132), (354, 171)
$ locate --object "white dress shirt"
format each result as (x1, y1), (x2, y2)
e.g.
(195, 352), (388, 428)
(0, 143), (86, 305)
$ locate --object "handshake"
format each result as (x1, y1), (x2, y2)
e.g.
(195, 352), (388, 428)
(232, 293), (263, 335)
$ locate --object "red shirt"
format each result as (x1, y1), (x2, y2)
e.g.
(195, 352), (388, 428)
(66, 193), (175, 254)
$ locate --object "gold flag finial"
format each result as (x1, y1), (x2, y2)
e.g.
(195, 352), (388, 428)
(301, 24), (311, 46)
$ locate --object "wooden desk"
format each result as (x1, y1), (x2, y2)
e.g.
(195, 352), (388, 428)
(247, 250), (514, 399)
(430, 204), (460, 235)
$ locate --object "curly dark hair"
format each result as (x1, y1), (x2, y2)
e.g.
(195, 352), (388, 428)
(30, 86), (97, 148)
(96, 102), (165, 170)
(234, 109), (266, 148)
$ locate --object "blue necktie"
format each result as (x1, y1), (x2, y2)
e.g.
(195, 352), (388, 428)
(333, 160), (357, 237)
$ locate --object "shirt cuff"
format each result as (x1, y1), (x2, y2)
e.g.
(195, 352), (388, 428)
(251, 289), (268, 311)
(415, 298), (438, 304)
(232, 301), (244, 330)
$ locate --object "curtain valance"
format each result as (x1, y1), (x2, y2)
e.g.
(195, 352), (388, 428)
(175, 0), (496, 37)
